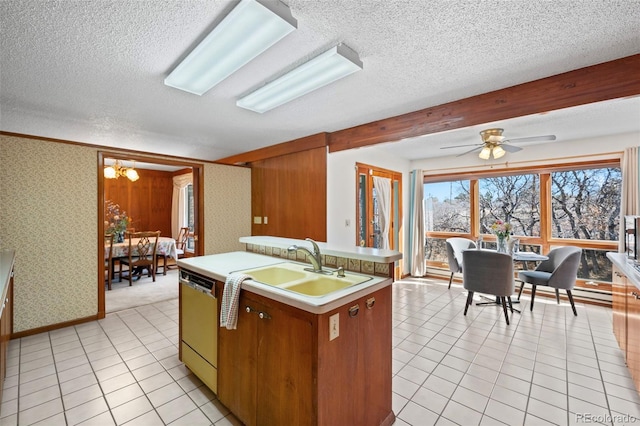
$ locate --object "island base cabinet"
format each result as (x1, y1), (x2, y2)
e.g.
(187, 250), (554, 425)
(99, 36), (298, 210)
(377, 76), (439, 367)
(218, 283), (394, 426)
(218, 290), (314, 426)
(317, 285), (394, 426)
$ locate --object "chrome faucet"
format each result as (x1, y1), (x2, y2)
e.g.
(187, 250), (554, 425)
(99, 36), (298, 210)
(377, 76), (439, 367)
(288, 238), (328, 274)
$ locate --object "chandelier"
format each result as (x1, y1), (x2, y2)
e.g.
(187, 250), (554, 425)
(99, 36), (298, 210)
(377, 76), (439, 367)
(104, 160), (139, 182)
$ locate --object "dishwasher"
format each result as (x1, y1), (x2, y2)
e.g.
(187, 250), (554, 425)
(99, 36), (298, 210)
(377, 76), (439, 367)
(179, 268), (218, 393)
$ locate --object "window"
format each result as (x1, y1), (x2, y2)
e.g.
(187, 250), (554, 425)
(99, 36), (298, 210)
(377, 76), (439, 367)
(479, 174), (540, 236)
(424, 180), (470, 233)
(183, 183), (195, 251)
(551, 167), (621, 240)
(424, 161), (621, 283)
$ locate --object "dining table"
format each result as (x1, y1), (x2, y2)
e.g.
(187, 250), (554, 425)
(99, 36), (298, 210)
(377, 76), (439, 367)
(108, 236), (178, 279)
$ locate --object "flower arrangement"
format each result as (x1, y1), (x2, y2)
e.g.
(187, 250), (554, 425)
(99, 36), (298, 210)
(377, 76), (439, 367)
(490, 220), (512, 240)
(105, 200), (129, 241)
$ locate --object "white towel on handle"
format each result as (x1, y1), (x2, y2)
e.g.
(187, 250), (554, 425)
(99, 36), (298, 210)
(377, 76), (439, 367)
(220, 273), (251, 330)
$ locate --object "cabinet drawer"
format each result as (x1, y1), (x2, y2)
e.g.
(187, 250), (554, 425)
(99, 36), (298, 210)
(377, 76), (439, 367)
(182, 342), (217, 394)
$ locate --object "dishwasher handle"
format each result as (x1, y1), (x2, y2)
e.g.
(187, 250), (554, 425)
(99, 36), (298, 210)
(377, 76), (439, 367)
(180, 278), (217, 299)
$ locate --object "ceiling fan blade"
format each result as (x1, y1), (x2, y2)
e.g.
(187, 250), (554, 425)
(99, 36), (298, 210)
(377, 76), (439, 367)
(456, 146), (483, 157)
(503, 135), (556, 144)
(441, 143), (483, 150)
(501, 144), (523, 153)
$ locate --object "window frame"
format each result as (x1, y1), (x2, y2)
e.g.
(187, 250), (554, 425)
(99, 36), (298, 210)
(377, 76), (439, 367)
(424, 158), (620, 284)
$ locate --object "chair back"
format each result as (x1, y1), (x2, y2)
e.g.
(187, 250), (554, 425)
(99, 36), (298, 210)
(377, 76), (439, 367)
(462, 250), (514, 297)
(104, 233), (114, 264)
(538, 246), (582, 290)
(176, 227), (190, 251)
(445, 238), (477, 273)
(127, 231), (160, 266)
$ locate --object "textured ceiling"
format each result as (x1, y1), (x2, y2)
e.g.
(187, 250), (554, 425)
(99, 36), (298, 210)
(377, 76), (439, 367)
(1, 0), (639, 161)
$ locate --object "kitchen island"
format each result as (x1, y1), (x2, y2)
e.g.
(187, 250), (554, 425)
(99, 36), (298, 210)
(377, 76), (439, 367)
(178, 241), (401, 426)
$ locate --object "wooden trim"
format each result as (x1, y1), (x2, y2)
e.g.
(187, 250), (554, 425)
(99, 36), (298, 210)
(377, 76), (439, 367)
(98, 150), (206, 315)
(540, 173), (551, 253)
(0, 130), (225, 166)
(11, 314), (100, 339)
(329, 54), (640, 152)
(98, 152), (106, 319)
(216, 132), (328, 165)
(423, 158), (621, 182)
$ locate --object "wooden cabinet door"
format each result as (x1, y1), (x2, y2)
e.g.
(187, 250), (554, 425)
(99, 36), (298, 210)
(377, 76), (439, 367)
(626, 288), (640, 392)
(612, 266), (627, 355)
(218, 292), (258, 426)
(359, 286), (393, 426)
(0, 271), (13, 403)
(256, 303), (314, 426)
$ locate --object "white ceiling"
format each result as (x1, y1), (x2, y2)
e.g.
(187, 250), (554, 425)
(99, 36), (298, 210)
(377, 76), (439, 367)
(1, 0), (639, 162)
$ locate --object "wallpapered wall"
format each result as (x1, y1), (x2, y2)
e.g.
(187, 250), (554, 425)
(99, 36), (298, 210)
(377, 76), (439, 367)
(0, 135), (97, 332)
(0, 135), (251, 333)
(203, 163), (251, 255)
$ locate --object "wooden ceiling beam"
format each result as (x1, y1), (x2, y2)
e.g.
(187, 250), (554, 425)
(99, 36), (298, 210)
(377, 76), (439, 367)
(328, 54), (640, 153)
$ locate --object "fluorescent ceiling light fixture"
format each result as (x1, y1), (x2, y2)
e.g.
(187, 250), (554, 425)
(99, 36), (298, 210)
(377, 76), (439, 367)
(164, 0), (296, 95)
(237, 44), (363, 113)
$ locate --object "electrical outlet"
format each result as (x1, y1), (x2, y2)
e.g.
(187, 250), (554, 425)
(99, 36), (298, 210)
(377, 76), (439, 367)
(263, 216), (268, 224)
(329, 313), (339, 341)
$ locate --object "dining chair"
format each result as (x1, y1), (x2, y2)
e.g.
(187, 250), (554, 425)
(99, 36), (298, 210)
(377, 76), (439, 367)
(162, 227), (190, 273)
(462, 250), (515, 325)
(517, 246), (582, 315)
(104, 233), (114, 291)
(445, 237), (477, 289)
(119, 231), (161, 285)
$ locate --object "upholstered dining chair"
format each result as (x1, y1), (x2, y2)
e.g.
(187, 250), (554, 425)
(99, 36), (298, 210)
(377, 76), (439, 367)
(445, 237), (477, 289)
(119, 231), (160, 286)
(462, 250), (515, 325)
(517, 246), (582, 315)
(104, 233), (114, 291)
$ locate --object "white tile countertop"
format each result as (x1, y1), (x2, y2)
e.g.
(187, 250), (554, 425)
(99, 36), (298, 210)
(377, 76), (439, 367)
(177, 251), (392, 314)
(239, 235), (403, 263)
(607, 252), (640, 291)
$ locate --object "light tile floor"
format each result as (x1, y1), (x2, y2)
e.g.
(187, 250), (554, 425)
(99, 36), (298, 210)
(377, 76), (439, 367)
(0, 277), (639, 425)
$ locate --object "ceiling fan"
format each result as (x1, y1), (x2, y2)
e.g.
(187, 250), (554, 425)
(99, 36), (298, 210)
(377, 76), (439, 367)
(441, 128), (557, 159)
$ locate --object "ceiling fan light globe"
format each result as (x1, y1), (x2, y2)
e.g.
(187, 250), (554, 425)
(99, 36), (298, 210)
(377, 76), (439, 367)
(479, 146), (491, 160)
(492, 146), (506, 159)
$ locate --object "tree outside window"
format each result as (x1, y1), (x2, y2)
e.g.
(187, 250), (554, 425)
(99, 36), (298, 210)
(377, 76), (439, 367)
(423, 163), (621, 283)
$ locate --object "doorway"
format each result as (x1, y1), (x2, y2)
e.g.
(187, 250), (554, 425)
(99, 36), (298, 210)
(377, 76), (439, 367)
(98, 152), (204, 317)
(356, 163), (403, 277)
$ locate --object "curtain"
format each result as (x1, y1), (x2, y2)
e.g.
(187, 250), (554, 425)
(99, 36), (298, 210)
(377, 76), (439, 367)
(372, 176), (391, 250)
(172, 173), (193, 239)
(408, 170), (426, 276)
(619, 146), (640, 251)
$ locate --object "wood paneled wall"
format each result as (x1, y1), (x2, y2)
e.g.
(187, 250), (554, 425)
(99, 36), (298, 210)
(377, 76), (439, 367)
(251, 146), (327, 241)
(104, 169), (173, 237)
